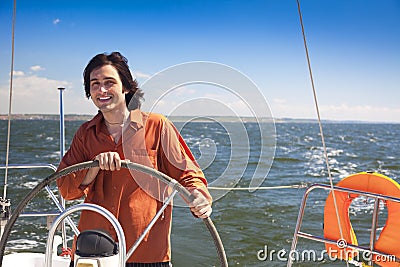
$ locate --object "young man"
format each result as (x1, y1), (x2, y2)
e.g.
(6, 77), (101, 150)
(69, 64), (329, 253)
(57, 52), (212, 266)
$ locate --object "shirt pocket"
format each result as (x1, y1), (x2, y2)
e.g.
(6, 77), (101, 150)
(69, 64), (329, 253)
(126, 149), (157, 169)
(126, 149), (162, 200)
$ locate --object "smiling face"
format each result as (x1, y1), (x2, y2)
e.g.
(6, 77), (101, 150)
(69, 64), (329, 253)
(89, 65), (127, 115)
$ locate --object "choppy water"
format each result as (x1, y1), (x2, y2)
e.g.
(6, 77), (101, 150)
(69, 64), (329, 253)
(0, 119), (399, 266)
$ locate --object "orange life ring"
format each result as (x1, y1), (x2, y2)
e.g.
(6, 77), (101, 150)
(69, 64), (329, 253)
(324, 172), (400, 267)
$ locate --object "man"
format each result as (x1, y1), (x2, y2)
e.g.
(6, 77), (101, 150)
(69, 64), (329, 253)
(57, 52), (212, 267)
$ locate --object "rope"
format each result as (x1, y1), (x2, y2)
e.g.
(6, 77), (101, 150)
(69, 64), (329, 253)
(296, 0), (348, 264)
(3, 0), (17, 200)
(208, 184), (308, 191)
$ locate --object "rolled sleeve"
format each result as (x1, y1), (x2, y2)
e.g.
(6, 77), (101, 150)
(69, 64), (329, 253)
(56, 127), (89, 200)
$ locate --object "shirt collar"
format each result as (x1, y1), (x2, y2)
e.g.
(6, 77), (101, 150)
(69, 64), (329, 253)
(86, 111), (103, 132)
(129, 108), (144, 131)
(85, 109), (144, 132)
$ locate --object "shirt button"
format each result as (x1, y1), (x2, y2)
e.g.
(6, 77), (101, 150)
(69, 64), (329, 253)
(113, 186), (117, 190)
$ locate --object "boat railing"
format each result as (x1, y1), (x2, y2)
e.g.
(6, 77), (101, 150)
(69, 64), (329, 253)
(0, 163), (77, 249)
(288, 183), (400, 266)
(45, 203), (126, 267)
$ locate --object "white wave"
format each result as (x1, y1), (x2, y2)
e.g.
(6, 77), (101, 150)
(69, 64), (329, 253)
(7, 239), (41, 250)
(22, 181), (39, 189)
(345, 152), (358, 158)
(303, 136), (314, 142)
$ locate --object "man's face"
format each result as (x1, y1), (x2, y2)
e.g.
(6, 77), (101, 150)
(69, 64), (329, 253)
(89, 65), (126, 114)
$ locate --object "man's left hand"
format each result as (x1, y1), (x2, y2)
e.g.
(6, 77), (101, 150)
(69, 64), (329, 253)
(189, 189), (212, 218)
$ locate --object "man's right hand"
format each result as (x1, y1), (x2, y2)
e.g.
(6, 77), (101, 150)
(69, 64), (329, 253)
(81, 152), (122, 186)
(95, 152), (122, 171)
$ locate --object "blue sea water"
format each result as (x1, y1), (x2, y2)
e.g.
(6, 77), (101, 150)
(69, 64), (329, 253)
(0, 119), (399, 266)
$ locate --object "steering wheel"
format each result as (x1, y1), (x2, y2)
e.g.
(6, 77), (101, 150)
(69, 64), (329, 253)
(0, 160), (228, 267)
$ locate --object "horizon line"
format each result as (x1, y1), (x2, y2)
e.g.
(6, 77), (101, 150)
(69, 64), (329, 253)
(0, 113), (399, 124)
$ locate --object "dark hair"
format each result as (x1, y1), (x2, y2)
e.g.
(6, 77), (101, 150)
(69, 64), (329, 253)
(83, 52), (144, 110)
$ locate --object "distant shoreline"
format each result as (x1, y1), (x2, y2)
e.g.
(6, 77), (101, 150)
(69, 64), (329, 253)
(0, 114), (398, 124)
(0, 114), (94, 122)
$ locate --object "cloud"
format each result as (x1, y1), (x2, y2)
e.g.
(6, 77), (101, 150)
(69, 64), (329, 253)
(273, 98), (287, 104)
(30, 65), (45, 72)
(53, 18), (61, 25)
(134, 71), (151, 79)
(320, 103), (400, 122)
(12, 70), (25, 77)
(269, 99), (400, 123)
(0, 73), (71, 114)
(173, 86), (197, 96)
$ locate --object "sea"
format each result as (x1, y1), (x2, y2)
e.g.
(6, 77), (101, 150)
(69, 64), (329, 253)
(0, 118), (399, 266)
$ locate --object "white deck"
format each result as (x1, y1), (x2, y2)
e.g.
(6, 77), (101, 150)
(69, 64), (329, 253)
(3, 253), (70, 267)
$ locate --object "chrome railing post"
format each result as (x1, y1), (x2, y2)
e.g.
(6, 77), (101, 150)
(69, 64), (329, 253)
(369, 198), (380, 265)
(287, 184), (316, 267)
(45, 203), (126, 267)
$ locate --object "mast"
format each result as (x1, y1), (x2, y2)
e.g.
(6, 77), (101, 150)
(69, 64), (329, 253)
(58, 87), (65, 156)
(57, 87), (68, 249)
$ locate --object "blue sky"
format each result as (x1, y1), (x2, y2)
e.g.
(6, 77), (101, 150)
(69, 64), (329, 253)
(0, 0), (399, 122)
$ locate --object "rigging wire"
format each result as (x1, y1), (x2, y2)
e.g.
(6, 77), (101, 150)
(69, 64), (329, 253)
(3, 0), (17, 200)
(208, 184), (308, 191)
(295, 0), (349, 264)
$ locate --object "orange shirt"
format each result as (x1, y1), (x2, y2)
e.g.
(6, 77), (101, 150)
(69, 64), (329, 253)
(57, 109), (211, 263)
